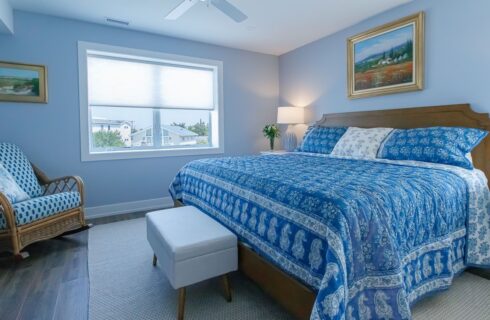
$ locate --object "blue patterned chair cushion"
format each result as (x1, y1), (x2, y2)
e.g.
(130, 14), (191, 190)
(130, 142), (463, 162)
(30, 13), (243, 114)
(0, 143), (42, 198)
(378, 127), (488, 169)
(296, 126), (347, 154)
(0, 191), (81, 229)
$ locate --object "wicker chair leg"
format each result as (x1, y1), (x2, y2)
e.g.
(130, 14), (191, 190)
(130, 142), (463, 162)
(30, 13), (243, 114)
(78, 208), (87, 226)
(10, 231), (29, 260)
(11, 235), (21, 257)
(14, 251), (29, 261)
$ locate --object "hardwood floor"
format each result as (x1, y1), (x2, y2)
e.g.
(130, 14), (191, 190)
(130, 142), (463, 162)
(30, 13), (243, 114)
(87, 211), (146, 225)
(0, 211), (146, 320)
(1, 210), (489, 320)
(0, 231), (89, 320)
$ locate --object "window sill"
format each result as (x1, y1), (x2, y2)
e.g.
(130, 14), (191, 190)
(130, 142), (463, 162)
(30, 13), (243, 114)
(81, 146), (224, 162)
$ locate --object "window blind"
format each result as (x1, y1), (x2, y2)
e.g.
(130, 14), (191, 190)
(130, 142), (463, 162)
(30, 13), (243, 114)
(87, 55), (215, 110)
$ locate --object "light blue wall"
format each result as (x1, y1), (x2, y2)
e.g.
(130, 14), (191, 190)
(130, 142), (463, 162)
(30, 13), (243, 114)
(0, 11), (278, 208)
(279, 0), (490, 124)
(3, 1), (488, 209)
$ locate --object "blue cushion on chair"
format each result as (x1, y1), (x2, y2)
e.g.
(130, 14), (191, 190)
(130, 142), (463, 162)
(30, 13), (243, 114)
(0, 143), (43, 198)
(0, 191), (81, 229)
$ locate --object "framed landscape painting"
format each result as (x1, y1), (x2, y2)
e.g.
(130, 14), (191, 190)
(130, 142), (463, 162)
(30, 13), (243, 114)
(347, 12), (424, 99)
(0, 61), (47, 103)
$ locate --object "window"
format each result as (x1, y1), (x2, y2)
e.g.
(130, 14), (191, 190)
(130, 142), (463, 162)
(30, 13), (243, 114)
(78, 42), (223, 161)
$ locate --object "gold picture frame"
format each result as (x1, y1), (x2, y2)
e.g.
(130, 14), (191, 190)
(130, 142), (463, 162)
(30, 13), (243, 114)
(0, 61), (48, 103)
(347, 12), (424, 99)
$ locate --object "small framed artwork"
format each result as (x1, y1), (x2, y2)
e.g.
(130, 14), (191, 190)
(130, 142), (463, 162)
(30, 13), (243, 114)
(0, 61), (48, 103)
(347, 12), (424, 99)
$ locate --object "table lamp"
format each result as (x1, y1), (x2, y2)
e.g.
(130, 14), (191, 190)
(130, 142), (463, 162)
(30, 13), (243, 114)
(277, 106), (304, 151)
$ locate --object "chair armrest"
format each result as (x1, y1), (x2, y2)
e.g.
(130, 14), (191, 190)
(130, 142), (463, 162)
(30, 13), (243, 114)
(0, 192), (17, 230)
(41, 176), (85, 206)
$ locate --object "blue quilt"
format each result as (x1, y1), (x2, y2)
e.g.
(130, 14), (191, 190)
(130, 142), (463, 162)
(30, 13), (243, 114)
(170, 153), (490, 320)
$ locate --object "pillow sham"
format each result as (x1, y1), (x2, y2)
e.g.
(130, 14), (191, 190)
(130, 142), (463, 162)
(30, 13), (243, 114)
(331, 127), (393, 159)
(0, 162), (30, 203)
(377, 127), (488, 169)
(296, 126), (347, 154)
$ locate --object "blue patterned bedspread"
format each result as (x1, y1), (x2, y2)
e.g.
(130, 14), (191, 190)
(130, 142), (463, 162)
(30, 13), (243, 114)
(169, 153), (490, 319)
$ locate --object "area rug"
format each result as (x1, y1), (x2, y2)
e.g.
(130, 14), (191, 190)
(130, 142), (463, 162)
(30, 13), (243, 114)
(88, 218), (490, 320)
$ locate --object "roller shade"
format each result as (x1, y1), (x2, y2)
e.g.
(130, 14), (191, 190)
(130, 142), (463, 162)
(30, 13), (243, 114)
(87, 55), (216, 110)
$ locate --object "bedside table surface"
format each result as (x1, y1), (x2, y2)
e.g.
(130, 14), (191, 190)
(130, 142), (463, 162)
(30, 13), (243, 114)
(260, 150), (288, 155)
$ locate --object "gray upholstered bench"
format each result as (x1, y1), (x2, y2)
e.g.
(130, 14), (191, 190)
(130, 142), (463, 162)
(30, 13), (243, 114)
(146, 206), (237, 320)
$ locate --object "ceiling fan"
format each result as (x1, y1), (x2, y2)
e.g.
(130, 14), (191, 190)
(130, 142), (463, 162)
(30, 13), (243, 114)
(165, 0), (248, 23)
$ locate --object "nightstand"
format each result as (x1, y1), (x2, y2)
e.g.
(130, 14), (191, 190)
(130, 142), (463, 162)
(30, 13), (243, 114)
(260, 150), (288, 155)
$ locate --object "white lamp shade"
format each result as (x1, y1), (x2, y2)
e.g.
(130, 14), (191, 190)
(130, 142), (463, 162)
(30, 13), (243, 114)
(276, 106), (304, 124)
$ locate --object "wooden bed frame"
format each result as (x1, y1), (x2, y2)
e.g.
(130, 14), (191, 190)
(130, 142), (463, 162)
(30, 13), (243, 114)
(180, 104), (490, 320)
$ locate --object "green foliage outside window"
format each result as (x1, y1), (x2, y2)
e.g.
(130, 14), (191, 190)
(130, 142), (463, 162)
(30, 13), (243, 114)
(93, 131), (125, 148)
(187, 120), (208, 136)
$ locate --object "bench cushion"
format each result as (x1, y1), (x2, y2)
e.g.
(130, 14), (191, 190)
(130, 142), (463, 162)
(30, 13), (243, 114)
(146, 206), (237, 289)
(147, 206), (236, 261)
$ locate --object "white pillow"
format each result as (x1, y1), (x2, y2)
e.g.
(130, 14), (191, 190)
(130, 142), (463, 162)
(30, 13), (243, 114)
(331, 127), (393, 159)
(0, 162), (30, 203)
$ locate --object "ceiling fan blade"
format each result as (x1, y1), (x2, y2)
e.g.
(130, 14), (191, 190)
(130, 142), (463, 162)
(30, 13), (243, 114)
(210, 0), (247, 23)
(165, 0), (198, 20)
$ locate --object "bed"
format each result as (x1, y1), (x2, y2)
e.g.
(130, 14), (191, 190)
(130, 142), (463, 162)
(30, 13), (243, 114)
(169, 104), (490, 320)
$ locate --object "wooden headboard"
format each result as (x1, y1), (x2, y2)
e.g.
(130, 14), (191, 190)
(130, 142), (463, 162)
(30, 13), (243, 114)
(315, 104), (490, 183)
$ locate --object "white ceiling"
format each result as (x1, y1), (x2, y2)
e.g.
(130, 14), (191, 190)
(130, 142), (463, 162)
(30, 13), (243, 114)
(8, 0), (412, 55)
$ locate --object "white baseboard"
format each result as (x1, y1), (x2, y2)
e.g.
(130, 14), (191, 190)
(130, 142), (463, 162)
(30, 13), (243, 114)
(85, 196), (174, 219)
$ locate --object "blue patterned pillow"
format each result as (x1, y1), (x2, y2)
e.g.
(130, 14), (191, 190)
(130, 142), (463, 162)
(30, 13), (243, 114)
(297, 126), (347, 154)
(378, 127), (488, 169)
(0, 163), (30, 203)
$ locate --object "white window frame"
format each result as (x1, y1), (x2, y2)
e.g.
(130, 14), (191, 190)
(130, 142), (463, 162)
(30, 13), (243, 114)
(78, 41), (224, 161)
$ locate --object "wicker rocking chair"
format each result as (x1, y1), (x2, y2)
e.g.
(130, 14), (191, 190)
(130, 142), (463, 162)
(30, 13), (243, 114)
(0, 143), (88, 258)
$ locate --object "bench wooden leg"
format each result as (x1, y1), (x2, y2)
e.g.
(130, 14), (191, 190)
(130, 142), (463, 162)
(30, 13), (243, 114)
(178, 287), (186, 320)
(152, 254), (157, 266)
(222, 274), (232, 302)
